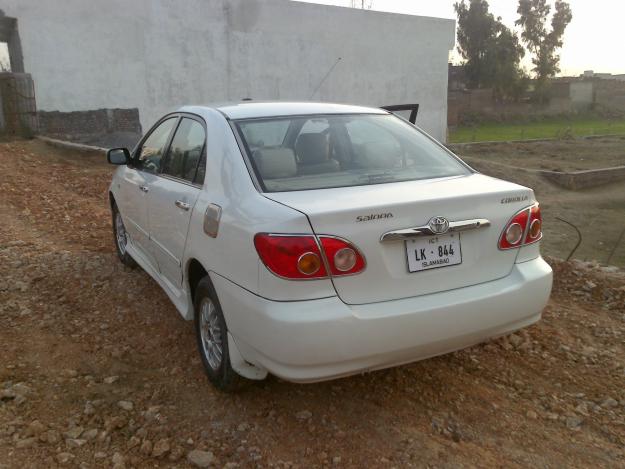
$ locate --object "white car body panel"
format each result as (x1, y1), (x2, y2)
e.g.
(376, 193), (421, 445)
(108, 102), (553, 383)
(147, 176), (200, 287)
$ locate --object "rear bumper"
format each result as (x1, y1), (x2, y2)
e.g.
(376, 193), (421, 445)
(213, 257), (553, 383)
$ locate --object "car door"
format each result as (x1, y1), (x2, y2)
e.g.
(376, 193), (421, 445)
(147, 116), (206, 289)
(118, 116), (178, 269)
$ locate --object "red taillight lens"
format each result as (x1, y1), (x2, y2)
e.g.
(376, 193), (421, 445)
(498, 203), (542, 250)
(524, 204), (543, 244)
(254, 234), (366, 280)
(319, 236), (366, 276)
(254, 234), (327, 279)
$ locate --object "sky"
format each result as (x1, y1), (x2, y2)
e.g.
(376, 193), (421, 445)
(292, 0), (623, 77)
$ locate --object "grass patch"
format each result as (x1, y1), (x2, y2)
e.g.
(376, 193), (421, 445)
(449, 117), (625, 143)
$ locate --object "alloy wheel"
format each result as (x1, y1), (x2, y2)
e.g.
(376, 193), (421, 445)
(115, 211), (128, 255)
(199, 298), (223, 370)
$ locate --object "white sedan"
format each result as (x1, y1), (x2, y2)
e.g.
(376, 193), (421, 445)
(107, 102), (552, 390)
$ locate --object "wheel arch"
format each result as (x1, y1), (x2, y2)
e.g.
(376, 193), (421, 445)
(108, 191), (117, 210)
(186, 258), (211, 310)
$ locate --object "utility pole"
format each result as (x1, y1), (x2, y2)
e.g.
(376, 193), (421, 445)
(350, 0), (373, 9)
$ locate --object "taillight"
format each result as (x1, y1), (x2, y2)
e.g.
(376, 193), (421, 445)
(254, 234), (327, 279)
(319, 236), (366, 276)
(524, 204), (542, 244)
(254, 234), (366, 280)
(498, 203), (542, 250)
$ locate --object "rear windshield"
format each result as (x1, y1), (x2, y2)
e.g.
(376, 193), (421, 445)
(235, 114), (470, 192)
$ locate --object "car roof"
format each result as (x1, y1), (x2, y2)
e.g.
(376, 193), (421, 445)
(178, 102), (389, 120)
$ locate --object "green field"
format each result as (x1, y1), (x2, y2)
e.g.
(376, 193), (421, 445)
(449, 117), (625, 143)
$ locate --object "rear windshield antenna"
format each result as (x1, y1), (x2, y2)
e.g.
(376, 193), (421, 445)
(309, 57), (342, 100)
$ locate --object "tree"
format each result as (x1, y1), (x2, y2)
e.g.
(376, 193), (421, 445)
(516, 0), (572, 101)
(454, 0), (526, 100)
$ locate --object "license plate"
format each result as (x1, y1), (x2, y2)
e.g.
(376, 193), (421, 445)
(406, 233), (462, 273)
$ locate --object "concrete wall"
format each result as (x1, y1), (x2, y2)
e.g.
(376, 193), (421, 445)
(570, 82), (593, 109)
(0, 0), (455, 142)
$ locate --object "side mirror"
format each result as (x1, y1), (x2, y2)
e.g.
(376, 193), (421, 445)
(107, 148), (131, 165)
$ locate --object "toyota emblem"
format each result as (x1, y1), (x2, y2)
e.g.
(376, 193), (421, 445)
(428, 216), (450, 235)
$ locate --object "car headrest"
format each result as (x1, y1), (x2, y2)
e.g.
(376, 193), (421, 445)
(361, 141), (401, 169)
(295, 133), (329, 165)
(253, 147), (297, 179)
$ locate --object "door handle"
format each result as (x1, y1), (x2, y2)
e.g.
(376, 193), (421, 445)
(175, 200), (190, 211)
(139, 185), (149, 193)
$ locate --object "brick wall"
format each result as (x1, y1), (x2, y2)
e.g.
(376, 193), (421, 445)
(38, 108), (141, 141)
(540, 166), (625, 190)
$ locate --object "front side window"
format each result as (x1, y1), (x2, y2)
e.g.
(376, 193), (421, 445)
(162, 118), (206, 183)
(137, 118), (178, 174)
(235, 114), (471, 192)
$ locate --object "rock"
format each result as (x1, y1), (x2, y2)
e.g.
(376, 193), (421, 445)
(152, 438), (170, 457)
(169, 445), (184, 461)
(26, 420), (46, 436)
(66, 438), (87, 448)
(82, 428), (98, 441)
(117, 400), (133, 411)
(575, 402), (590, 416)
(104, 416), (126, 432)
(509, 334), (523, 348)
(601, 397), (618, 408)
(84, 402), (95, 415)
(112, 452), (125, 469)
(140, 439), (153, 455)
(62, 369), (78, 378)
(127, 435), (141, 448)
(104, 376), (119, 384)
(295, 410), (313, 421)
(46, 430), (60, 444)
(57, 452), (75, 465)
(64, 426), (84, 439)
(526, 410), (538, 420)
(237, 422), (250, 432)
(333, 456), (342, 465)
(566, 416), (583, 430)
(187, 449), (215, 468)
(94, 452), (107, 460)
(582, 281), (597, 292)
(16, 437), (37, 449)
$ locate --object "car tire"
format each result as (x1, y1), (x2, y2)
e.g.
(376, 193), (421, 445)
(194, 276), (245, 392)
(112, 204), (137, 268)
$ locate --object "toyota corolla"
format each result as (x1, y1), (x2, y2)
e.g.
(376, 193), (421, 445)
(106, 102), (553, 390)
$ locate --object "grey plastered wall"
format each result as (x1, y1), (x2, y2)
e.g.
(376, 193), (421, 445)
(1, 0), (455, 141)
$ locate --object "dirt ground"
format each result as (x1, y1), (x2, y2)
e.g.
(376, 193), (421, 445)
(1, 140), (625, 468)
(453, 137), (625, 172)
(455, 137), (625, 268)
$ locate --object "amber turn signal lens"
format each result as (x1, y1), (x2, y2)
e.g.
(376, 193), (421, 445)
(297, 252), (321, 275)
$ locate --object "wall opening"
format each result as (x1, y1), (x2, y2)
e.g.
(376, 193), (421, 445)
(0, 10), (24, 73)
(0, 42), (10, 71)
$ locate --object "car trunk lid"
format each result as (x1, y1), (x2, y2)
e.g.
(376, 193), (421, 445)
(264, 173), (535, 305)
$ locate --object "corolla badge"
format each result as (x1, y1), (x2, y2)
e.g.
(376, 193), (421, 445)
(428, 216), (450, 234)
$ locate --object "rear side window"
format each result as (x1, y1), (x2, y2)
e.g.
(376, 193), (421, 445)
(162, 118), (206, 183)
